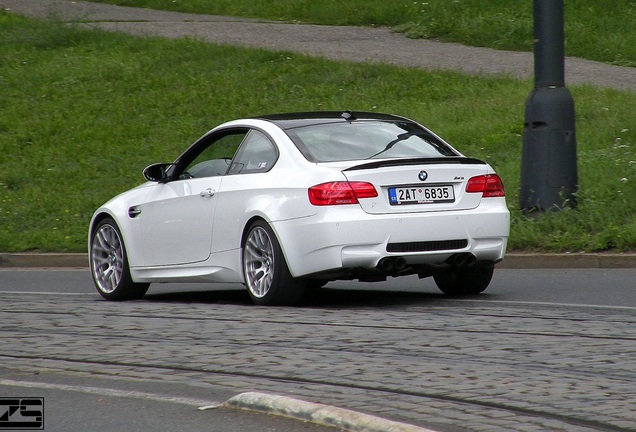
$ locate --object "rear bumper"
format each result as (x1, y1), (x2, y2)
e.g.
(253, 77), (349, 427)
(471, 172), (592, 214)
(273, 199), (510, 278)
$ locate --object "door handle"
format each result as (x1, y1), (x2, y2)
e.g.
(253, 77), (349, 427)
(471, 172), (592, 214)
(128, 206), (141, 218)
(199, 188), (215, 198)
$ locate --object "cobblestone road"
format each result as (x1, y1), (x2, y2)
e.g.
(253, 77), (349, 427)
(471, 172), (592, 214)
(2, 286), (634, 432)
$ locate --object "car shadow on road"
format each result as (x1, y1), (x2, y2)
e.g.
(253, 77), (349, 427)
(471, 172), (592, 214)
(301, 287), (488, 308)
(141, 284), (478, 308)
(143, 287), (253, 305)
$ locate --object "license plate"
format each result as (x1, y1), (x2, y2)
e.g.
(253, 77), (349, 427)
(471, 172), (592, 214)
(389, 185), (455, 205)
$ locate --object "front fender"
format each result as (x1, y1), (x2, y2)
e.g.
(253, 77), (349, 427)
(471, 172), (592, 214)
(88, 185), (152, 268)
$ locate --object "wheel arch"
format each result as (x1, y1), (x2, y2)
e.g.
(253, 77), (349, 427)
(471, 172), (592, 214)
(88, 212), (150, 301)
(240, 215), (297, 277)
(240, 215), (269, 248)
(88, 210), (141, 268)
(240, 215), (306, 305)
(88, 211), (117, 250)
(89, 211), (115, 236)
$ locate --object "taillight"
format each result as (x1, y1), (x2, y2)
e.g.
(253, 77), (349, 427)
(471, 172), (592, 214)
(308, 181), (378, 206)
(466, 174), (505, 197)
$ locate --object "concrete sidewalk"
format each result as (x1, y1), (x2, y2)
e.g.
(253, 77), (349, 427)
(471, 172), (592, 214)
(3, 0), (636, 92)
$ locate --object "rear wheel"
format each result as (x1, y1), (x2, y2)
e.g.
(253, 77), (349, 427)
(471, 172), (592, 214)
(90, 218), (149, 301)
(242, 221), (305, 306)
(434, 264), (494, 295)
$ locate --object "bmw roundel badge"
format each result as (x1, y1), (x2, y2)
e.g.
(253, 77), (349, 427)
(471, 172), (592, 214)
(418, 170), (428, 181)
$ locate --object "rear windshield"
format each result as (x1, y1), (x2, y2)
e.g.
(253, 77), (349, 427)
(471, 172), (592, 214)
(285, 120), (459, 163)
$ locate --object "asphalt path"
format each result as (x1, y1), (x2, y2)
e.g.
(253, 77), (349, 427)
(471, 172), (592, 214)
(2, 267), (635, 307)
(3, 0), (636, 92)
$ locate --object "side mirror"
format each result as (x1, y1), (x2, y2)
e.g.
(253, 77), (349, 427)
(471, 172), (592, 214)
(143, 163), (171, 183)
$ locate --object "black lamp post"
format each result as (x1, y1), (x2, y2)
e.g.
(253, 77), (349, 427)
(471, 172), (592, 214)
(520, 0), (578, 212)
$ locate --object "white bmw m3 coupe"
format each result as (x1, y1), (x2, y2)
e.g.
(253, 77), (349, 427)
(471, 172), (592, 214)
(89, 111), (510, 305)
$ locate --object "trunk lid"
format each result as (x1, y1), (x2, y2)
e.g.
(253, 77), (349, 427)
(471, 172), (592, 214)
(332, 157), (492, 214)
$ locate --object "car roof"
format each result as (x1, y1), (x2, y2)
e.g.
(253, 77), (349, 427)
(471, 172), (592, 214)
(257, 111), (412, 130)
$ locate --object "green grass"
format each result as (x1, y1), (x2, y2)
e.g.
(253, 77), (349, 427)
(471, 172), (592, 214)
(1, 13), (635, 253)
(86, 0), (636, 67)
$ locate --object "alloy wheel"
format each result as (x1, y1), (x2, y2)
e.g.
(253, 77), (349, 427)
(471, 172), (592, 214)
(244, 226), (275, 298)
(91, 223), (125, 294)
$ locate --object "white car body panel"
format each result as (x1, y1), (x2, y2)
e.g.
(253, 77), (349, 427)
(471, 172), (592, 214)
(273, 198), (509, 277)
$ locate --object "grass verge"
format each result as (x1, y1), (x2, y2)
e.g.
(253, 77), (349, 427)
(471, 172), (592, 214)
(86, 0), (636, 67)
(0, 13), (634, 252)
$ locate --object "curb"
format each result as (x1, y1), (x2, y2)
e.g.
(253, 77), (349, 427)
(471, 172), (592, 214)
(497, 252), (636, 269)
(222, 392), (438, 432)
(1, 253), (635, 269)
(0, 253), (88, 268)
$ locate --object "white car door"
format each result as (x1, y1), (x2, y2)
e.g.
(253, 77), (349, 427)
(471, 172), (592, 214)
(137, 129), (247, 267)
(139, 176), (221, 266)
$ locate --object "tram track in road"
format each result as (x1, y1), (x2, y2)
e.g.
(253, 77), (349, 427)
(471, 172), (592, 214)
(2, 328), (634, 386)
(3, 295), (636, 346)
(2, 324), (634, 379)
(2, 308), (635, 372)
(2, 293), (635, 370)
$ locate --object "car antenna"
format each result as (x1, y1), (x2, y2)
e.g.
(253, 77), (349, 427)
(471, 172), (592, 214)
(341, 111), (357, 122)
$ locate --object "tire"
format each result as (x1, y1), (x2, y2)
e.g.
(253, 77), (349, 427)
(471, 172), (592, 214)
(433, 264), (494, 295)
(242, 220), (305, 306)
(90, 218), (149, 301)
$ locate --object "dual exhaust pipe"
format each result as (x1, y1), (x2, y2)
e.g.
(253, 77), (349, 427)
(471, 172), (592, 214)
(377, 256), (407, 272)
(376, 252), (477, 272)
(446, 252), (477, 268)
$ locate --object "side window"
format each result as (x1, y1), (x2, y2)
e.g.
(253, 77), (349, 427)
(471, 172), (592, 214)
(180, 131), (247, 179)
(228, 130), (278, 175)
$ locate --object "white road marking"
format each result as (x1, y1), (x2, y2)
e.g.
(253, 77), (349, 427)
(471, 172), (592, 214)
(0, 291), (94, 296)
(0, 379), (222, 408)
(448, 298), (636, 311)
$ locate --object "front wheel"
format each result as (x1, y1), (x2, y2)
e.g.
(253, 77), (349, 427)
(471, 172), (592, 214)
(90, 218), (149, 301)
(242, 221), (305, 306)
(434, 264), (494, 295)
